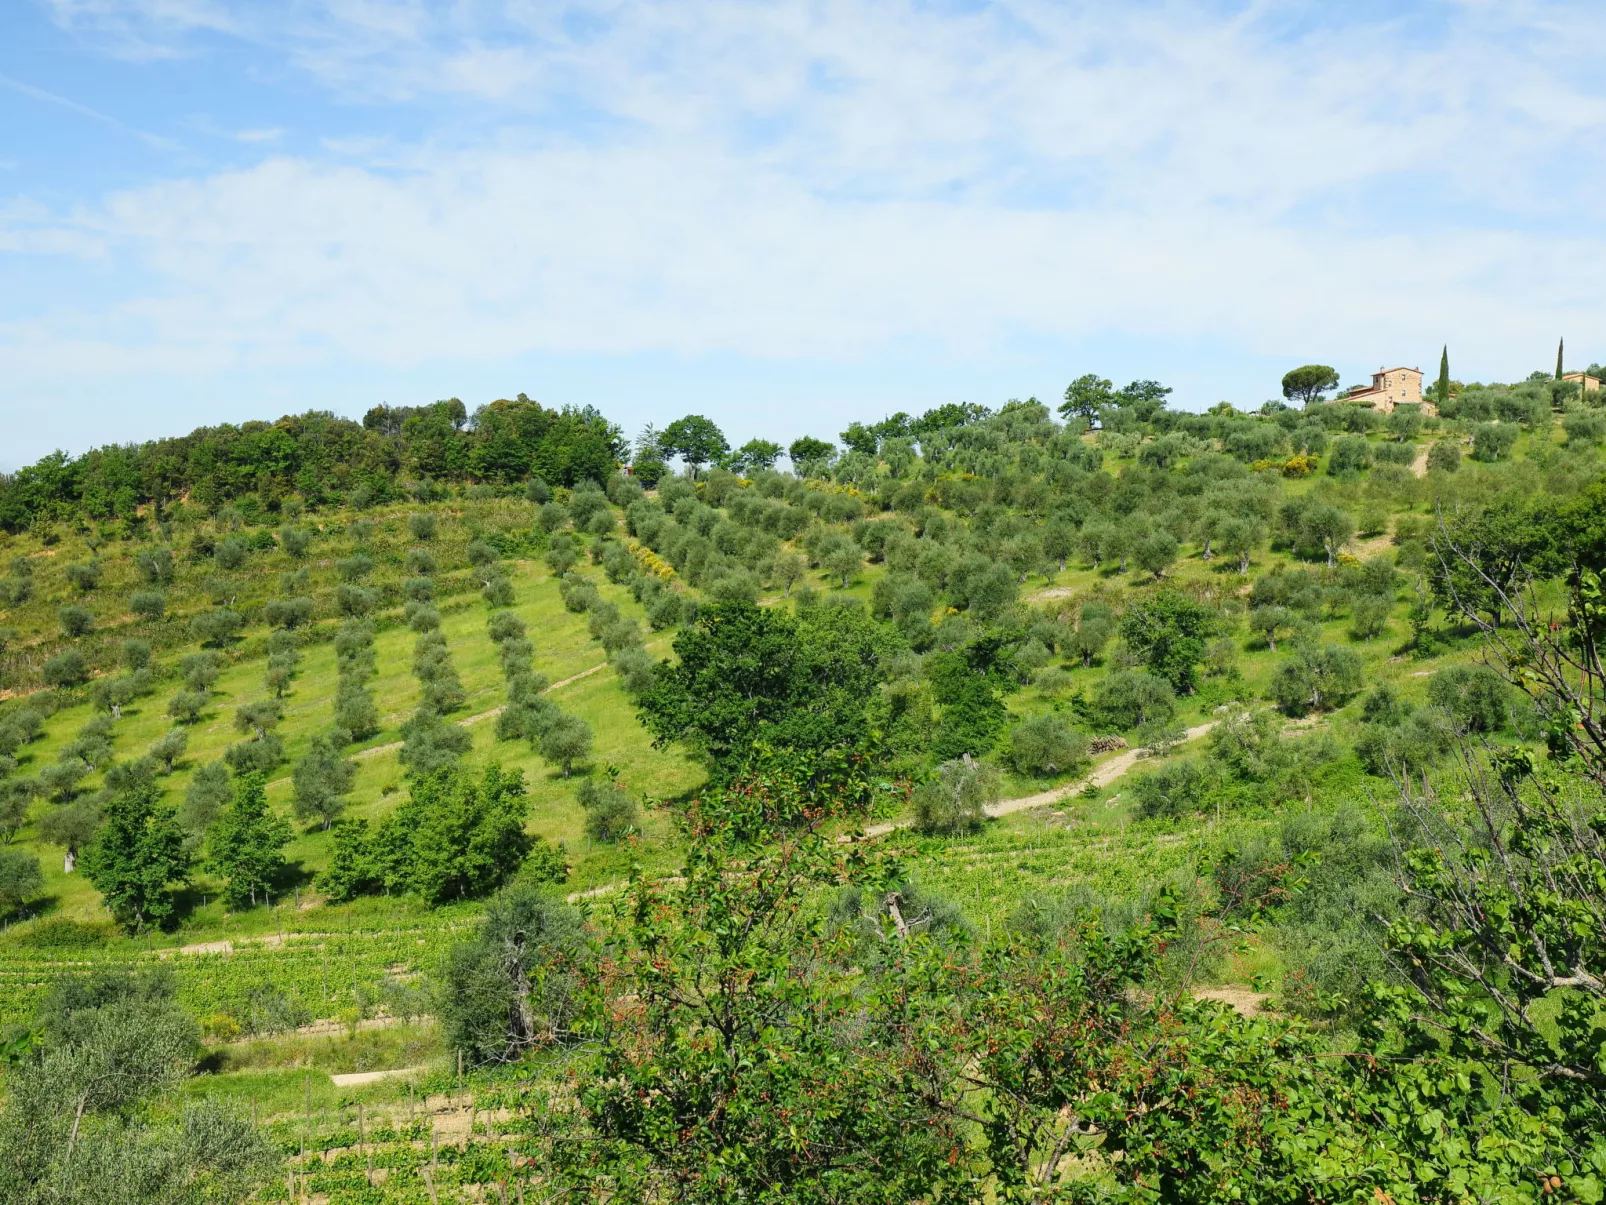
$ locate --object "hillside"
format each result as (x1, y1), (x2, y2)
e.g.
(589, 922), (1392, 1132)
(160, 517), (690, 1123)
(1, 377), (1604, 1201)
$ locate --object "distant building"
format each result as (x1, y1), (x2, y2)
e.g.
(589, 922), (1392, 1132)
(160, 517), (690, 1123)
(1563, 371), (1602, 393)
(1345, 366), (1428, 415)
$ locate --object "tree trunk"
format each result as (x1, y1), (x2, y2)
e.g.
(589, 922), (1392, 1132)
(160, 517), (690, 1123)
(64, 848), (75, 874)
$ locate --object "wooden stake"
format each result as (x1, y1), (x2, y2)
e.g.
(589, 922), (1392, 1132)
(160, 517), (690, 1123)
(422, 1167), (440, 1205)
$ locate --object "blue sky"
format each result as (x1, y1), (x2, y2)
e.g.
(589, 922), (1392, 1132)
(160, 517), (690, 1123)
(4, 0), (1606, 469)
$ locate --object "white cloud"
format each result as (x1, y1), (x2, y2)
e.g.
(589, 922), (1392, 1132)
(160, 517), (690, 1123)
(8, 0), (1606, 445)
(233, 127), (283, 142)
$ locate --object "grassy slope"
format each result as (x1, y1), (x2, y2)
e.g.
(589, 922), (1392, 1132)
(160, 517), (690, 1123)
(0, 420), (1581, 1149)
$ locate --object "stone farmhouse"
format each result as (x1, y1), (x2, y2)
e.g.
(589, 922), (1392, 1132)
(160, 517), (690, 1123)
(1562, 371), (1602, 393)
(1346, 365), (1430, 415)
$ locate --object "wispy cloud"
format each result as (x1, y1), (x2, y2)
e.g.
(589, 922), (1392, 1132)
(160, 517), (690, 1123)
(7, 0), (1606, 454)
(233, 127), (283, 143)
(0, 70), (178, 149)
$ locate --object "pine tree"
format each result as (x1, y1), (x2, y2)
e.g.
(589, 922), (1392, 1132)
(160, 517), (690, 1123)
(1437, 345), (1450, 404)
(208, 772), (291, 909)
(81, 784), (191, 932)
(1557, 336), (1565, 380)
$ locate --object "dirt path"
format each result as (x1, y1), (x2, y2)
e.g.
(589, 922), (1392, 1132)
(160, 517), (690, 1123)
(860, 721), (1219, 837)
(1411, 447), (1430, 477)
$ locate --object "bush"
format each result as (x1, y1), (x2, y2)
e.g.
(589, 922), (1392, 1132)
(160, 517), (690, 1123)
(58, 605), (94, 638)
(1269, 643), (1363, 715)
(65, 560), (101, 593)
(540, 714), (593, 777)
(577, 777), (640, 842)
(1006, 714), (1089, 777)
(409, 513), (438, 540)
(0, 850), (43, 913)
(213, 535), (248, 569)
(1428, 664), (1509, 733)
(42, 649), (89, 688)
(337, 585), (378, 618)
(167, 690), (209, 725)
(1427, 441), (1461, 473)
(1092, 669), (1176, 731)
(611, 646), (657, 695)
(193, 608), (244, 647)
(1034, 667), (1075, 697)
(914, 757), (1001, 834)
(129, 590), (166, 620)
(1472, 422), (1518, 461)
(224, 733), (285, 774)
(1131, 758), (1208, 820)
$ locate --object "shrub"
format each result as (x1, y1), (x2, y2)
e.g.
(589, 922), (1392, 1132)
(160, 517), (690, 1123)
(1131, 758), (1208, 819)
(193, 608), (244, 647)
(913, 757), (1000, 834)
(1428, 664), (1509, 733)
(540, 713), (594, 777)
(1092, 669), (1176, 731)
(577, 777), (640, 842)
(409, 513), (438, 540)
(129, 590), (166, 620)
(58, 605), (94, 638)
(42, 649), (89, 688)
(65, 560), (102, 593)
(167, 690), (208, 725)
(1006, 714), (1089, 777)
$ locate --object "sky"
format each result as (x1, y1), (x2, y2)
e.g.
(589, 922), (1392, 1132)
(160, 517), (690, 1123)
(4, 0), (1606, 471)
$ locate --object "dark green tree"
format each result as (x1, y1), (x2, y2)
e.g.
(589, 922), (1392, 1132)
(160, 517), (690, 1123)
(1281, 364), (1340, 407)
(207, 772), (291, 909)
(639, 599), (893, 789)
(1120, 590), (1217, 694)
(1437, 344), (1450, 404)
(377, 764), (532, 905)
(81, 784), (191, 932)
(660, 415), (728, 478)
(1059, 373), (1114, 422)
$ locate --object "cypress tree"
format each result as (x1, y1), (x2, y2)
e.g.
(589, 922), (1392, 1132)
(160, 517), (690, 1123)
(1557, 337), (1565, 380)
(1437, 345), (1449, 404)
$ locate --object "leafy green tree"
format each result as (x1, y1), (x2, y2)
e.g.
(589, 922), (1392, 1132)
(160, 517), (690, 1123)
(130, 589), (166, 620)
(577, 776), (639, 842)
(192, 608), (244, 647)
(291, 733), (357, 829)
(0, 971), (277, 1204)
(58, 605), (93, 638)
(660, 415), (729, 478)
(436, 884), (587, 1066)
(378, 765), (532, 904)
(914, 755), (1001, 833)
(1436, 344), (1450, 404)
(1131, 758), (1208, 819)
(787, 436), (835, 473)
(1120, 590), (1216, 693)
(81, 784), (191, 931)
(1060, 372), (1114, 421)
(837, 420), (877, 457)
(1281, 364), (1340, 406)
(1006, 714), (1089, 777)
(1133, 529), (1180, 581)
(540, 713), (594, 777)
(207, 773), (291, 909)
(1472, 421), (1519, 461)
(1092, 668), (1176, 730)
(0, 849), (43, 914)
(1269, 642), (1363, 715)
(822, 540), (864, 588)
(640, 599), (892, 788)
